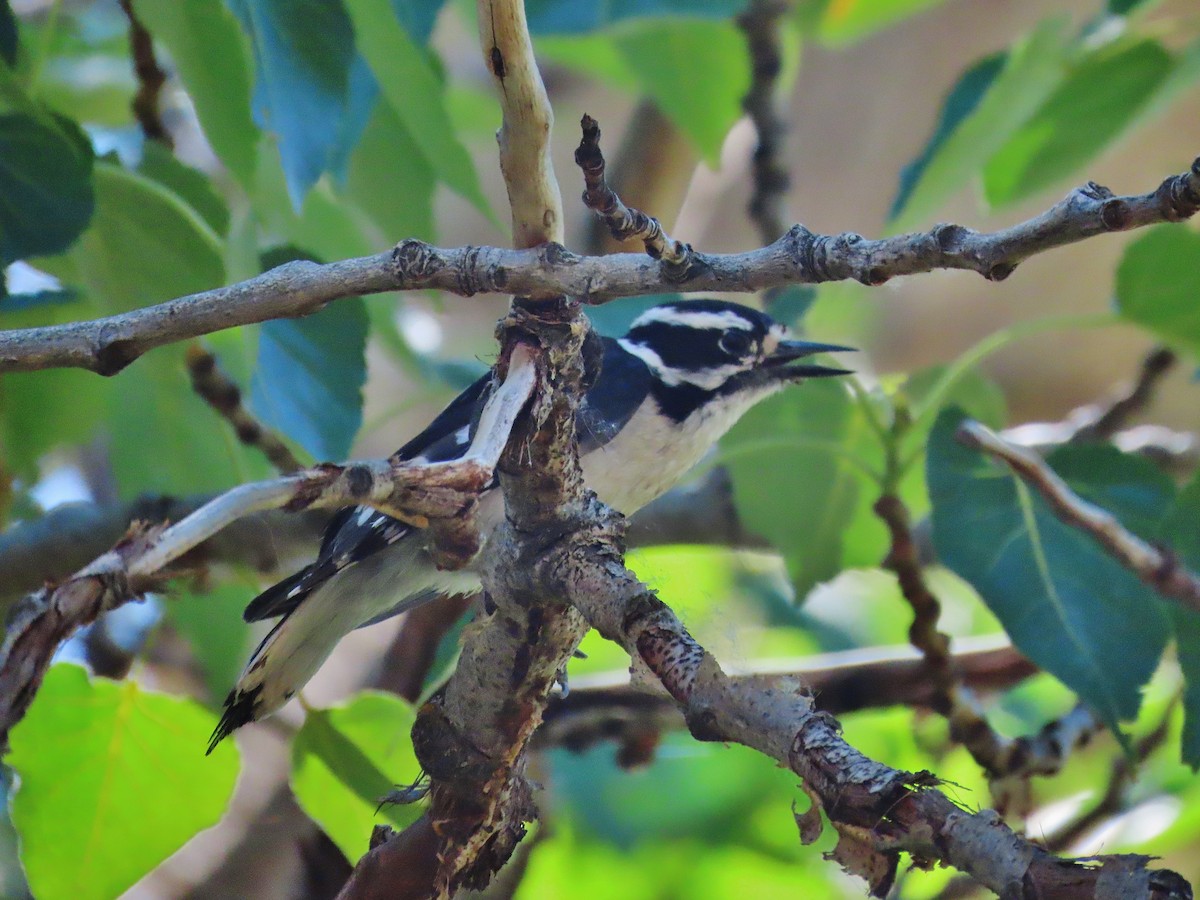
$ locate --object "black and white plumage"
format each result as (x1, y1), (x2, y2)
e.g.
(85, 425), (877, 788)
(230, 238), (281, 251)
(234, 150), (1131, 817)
(208, 299), (851, 752)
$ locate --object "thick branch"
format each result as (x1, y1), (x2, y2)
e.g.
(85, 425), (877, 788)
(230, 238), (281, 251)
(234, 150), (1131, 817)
(564, 555), (1188, 898)
(477, 0), (563, 250)
(959, 419), (1200, 614)
(4, 158), (1197, 375)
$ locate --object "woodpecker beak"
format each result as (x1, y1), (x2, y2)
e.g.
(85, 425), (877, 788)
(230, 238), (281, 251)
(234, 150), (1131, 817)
(767, 340), (855, 380)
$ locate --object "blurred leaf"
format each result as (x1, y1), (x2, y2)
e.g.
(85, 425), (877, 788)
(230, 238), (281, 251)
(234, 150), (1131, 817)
(250, 247), (369, 461)
(1115, 226), (1200, 357)
(890, 52), (1005, 220)
(720, 380), (867, 598)
(535, 32), (639, 92)
(0, 0), (16, 67)
(765, 286), (817, 329)
(110, 344), (266, 496)
(889, 18), (1069, 231)
(345, 0), (491, 217)
(390, 0), (447, 42)
(131, 0), (258, 188)
(0, 112), (94, 266)
(345, 101), (436, 243)
(817, 0), (947, 44)
(8, 664), (238, 900)
(1163, 474), (1200, 767)
(291, 692), (422, 859)
(525, 0), (746, 34)
(983, 39), (1172, 206)
(928, 409), (1171, 734)
(137, 141), (230, 236)
(69, 161), (223, 313)
(613, 19), (750, 166)
(227, 0), (367, 205)
(165, 581), (253, 703)
(0, 367), (107, 479)
(587, 294), (681, 337)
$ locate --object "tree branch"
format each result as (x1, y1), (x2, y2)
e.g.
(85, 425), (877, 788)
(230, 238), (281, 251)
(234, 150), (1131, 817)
(737, 0), (791, 244)
(958, 419), (1200, 615)
(3, 157), (1197, 375)
(0, 352), (538, 745)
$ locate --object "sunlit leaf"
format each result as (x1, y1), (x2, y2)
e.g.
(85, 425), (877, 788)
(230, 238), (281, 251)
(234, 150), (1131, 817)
(928, 409), (1171, 734)
(291, 692), (422, 859)
(8, 664), (239, 900)
(817, 0), (947, 45)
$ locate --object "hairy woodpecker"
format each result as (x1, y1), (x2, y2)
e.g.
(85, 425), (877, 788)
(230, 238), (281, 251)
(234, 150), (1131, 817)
(208, 299), (851, 752)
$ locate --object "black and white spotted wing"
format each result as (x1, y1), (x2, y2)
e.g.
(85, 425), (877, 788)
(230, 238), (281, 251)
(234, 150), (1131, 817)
(241, 373), (496, 624)
(240, 335), (652, 625)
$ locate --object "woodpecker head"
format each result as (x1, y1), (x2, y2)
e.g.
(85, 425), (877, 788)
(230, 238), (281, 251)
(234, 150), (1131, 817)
(616, 299), (852, 407)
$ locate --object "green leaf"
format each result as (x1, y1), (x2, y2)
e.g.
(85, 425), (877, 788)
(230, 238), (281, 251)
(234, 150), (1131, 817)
(344, 0), (491, 217)
(928, 409), (1171, 734)
(720, 380), (868, 598)
(613, 18), (750, 166)
(8, 664), (239, 900)
(291, 692), (422, 859)
(0, 0), (17, 67)
(1115, 226), (1200, 357)
(68, 161), (224, 313)
(131, 0), (258, 188)
(165, 581), (254, 704)
(137, 141), (230, 237)
(0, 112), (94, 266)
(345, 100), (436, 242)
(983, 39), (1173, 206)
(250, 254), (369, 461)
(0, 367), (107, 479)
(1162, 474), (1200, 767)
(889, 18), (1070, 232)
(816, 0), (948, 45)
(765, 286), (817, 329)
(227, 0), (367, 205)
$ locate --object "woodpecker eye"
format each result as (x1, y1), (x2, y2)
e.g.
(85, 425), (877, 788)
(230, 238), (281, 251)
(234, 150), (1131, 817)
(719, 331), (754, 358)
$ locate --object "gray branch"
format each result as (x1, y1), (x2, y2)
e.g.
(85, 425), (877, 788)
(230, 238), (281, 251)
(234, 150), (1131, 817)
(2, 159), (1197, 375)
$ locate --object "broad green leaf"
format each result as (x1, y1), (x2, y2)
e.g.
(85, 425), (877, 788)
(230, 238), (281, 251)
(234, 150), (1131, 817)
(227, 0), (367, 206)
(0, 367), (107, 479)
(389, 0), (446, 42)
(765, 286), (817, 329)
(983, 39), (1173, 206)
(525, 0), (746, 34)
(250, 249), (369, 461)
(0, 112), (94, 266)
(344, 0), (491, 216)
(0, 0), (16, 67)
(928, 409), (1171, 734)
(1163, 474), (1200, 767)
(614, 19), (750, 166)
(8, 664), (239, 900)
(720, 380), (867, 598)
(291, 692), (422, 859)
(68, 161), (224, 313)
(345, 101), (436, 243)
(131, 0), (258, 188)
(817, 0), (947, 45)
(165, 580), (254, 704)
(109, 344), (266, 496)
(889, 18), (1070, 232)
(534, 32), (639, 93)
(137, 141), (230, 237)
(1115, 226), (1200, 357)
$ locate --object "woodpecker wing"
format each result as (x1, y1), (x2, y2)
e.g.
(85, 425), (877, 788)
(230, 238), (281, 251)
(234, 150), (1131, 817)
(242, 372), (496, 623)
(576, 336), (652, 453)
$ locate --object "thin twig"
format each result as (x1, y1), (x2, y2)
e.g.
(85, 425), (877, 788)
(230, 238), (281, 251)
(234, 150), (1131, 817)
(737, 0), (791, 244)
(1071, 346), (1178, 442)
(186, 345), (304, 474)
(118, 0), (172, 147)
(3, 157), (1199, 375)
(958, 419), (1200, 614)
(574, 114), (694, 272)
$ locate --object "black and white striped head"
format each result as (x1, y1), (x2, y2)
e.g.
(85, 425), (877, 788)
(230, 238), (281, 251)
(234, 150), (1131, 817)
(618, 299), (851, 403)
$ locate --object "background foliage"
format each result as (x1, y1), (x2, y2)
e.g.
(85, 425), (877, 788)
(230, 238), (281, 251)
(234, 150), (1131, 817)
(2, 0), (1200, 897)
